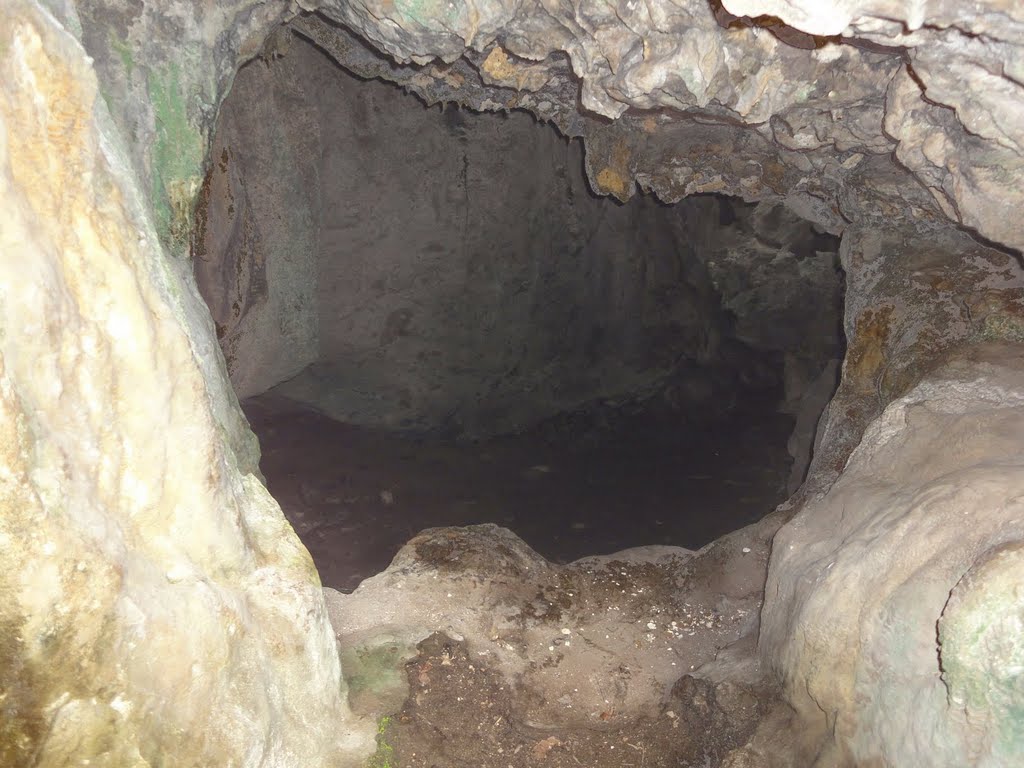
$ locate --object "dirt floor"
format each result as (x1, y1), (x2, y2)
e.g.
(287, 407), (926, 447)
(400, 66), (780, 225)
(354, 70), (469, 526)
(246, 394), (795, 766)
(372, 631), (774, 768)
(324, 521), (788, 768)
(243, 392), (795, 592)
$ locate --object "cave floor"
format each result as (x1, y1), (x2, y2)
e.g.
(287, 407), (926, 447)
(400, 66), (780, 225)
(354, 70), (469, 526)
(243, 392), (795, 593)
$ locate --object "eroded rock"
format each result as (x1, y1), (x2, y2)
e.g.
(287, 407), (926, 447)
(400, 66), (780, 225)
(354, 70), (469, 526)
(6, 0), (1024, 765)
(325, 521), (779, 732)
(802, 223), (1024, 498)
(200, 40), (842, 437)
(758, 342), (1024, 766)
(287, 0), (1024, 255)
(0, 4), (372, 764)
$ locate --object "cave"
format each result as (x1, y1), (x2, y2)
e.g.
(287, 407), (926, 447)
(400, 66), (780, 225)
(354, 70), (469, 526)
(4, 1), (1024, 767)
(193, 37), (845, 589)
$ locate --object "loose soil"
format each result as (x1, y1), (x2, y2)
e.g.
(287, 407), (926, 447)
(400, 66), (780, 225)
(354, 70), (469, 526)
(373, 632), (774, 768)
(245, 393), (794, 766)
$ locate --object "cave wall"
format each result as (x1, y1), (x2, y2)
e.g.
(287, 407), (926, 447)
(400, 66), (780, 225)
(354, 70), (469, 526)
(307, 61), (711, 435)
(679, 197), (843, 402)
(277, 43), (726, 433)
(203, 40), (728, 433)
(203, 39), (843, 436)
(803, 223), (1024, 499)
(5, 0), (1024, 766)
(758, 343), (1024, 767)
(306, 0), (1024, 257)
(0, 3), (373, 765)
(193, 56), (322, 399)
(282, 12), (1024, 479)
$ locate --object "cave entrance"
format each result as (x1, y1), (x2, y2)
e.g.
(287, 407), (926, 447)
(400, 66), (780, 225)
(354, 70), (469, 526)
(192, 30), (844, 592)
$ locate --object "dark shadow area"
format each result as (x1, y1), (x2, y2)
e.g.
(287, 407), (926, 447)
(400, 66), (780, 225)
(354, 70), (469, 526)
(195, 30), (844, 591)
(244, 389), (795, 592)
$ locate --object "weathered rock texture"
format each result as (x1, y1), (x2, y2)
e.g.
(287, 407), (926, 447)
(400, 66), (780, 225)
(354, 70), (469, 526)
(301, 0), (1024, 254)
(243, 8), (1024, 480)
(198, 41), (842, 434)
(193, 57), (322, 399)
(67, 0), (1024, 270)
(324, 521), (776, 730)
(70, 0), (1024, 454)
(757, 343), (1024, 767)
(5, 0), (1024, 765)
(804, 223), (1024, 499)
(0, 3), (371, 765)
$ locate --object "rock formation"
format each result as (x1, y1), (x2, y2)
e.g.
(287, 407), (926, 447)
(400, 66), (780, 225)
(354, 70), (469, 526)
(759, 343), (1024, 766)
(2, 0), (1022, 765)
(0, 3), (372, 764)
(196, 45), (844, 437)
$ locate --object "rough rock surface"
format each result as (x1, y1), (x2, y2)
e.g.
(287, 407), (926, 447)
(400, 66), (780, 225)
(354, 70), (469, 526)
(324, 521), (778, 732)
(682, 198), (843, 376)
(803, 223), (1024, 499)
(757, 343), (1024, 767)
(332, 0), (1023, 250)
(192, 55), (322, 399)
(724, 0), (1024, 253)
(266, 10), (1024, 477)
(70, 0), (1024, 456)
(200, 40), (842, 435)
(0, 4), (372, 765)
(9, 0), (1024, 765)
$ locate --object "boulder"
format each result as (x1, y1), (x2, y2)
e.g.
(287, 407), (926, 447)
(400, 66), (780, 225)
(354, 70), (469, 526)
(759, 343), (1024, 766)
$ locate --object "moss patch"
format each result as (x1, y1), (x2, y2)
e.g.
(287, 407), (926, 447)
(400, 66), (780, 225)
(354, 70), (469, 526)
(110, 35), (135, 79)
(366, 715), (395, 768)
(147, 62), (203, 250)
(340, 638), (415, 716)
(940, 542), (1024, 761)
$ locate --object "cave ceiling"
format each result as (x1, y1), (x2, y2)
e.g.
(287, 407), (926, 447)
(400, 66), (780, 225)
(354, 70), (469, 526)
(75, 0), (1024, 256)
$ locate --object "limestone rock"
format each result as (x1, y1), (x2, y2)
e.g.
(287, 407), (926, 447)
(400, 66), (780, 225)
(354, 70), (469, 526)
(301, 0), (1024, 252)
(801, 223), (1024, 498)
(72, 0), (1024, 259)
(204, 38), (842, 436)
(0, 4), (372, 765)
(939, 541), (1024, 765)
(325, 521), (777, 730)
(758, 343), (1024, 766)
(722, 0), (1024, 251)
(9, 0), (1024, 765)
(193, 44), (321, 399)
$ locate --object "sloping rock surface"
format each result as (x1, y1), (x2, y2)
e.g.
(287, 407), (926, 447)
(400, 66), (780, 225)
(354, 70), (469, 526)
(759, 342), (1024, 766)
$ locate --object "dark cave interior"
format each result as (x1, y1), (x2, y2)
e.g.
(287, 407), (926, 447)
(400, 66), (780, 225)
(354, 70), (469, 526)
(193, 33), (844, 590)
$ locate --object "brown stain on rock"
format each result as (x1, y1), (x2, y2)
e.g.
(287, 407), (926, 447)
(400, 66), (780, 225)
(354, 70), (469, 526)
(846, 306), (893, 395)
(595, 141), (633, 200)
(481, 46), (517, 82)
(191, 140), (268, 375)
(760, 160), (788, 193)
